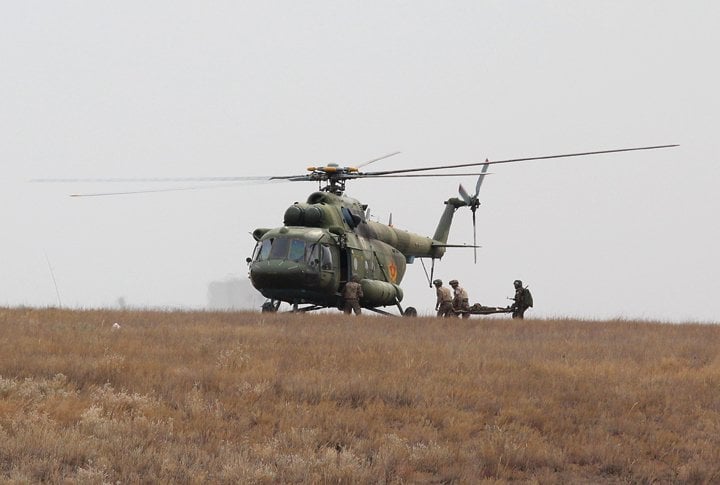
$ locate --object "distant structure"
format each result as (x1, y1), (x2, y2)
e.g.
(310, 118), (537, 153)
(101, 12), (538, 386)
(207, 276), (264, 311)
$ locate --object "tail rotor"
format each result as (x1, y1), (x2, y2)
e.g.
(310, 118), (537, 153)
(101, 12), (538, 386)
(458, 160), (490, 263)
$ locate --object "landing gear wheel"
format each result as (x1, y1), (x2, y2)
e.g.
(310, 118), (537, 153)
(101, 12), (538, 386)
(261, 300), (281, 313)
(403, 307), (418, 317)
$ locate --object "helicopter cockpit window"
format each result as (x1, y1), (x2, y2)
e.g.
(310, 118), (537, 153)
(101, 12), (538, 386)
(320, 244), (333, 270)
(251, 241), (262, 261)
(306, 243), (320, 267)
(269, 237), (290, 260)
(256, 239), (272, 261)
(341, 207), (357, 228)
(288, 239), (306, 262)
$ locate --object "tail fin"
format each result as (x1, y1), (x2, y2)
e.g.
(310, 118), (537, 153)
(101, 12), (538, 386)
(432, 197), (467, 254)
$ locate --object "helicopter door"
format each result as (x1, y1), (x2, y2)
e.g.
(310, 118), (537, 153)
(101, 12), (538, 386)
(339, 248), (349, 283)
(341, 248), (363, 282)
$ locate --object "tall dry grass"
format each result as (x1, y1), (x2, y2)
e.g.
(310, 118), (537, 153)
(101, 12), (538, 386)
(1, 307), (719, 483)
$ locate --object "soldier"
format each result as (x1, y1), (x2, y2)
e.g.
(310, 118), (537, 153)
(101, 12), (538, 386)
(510, 279), (533, 319)
(433, 279), (454, 317)
(449, 279), (470, 318)
(343, 275), (364, 315)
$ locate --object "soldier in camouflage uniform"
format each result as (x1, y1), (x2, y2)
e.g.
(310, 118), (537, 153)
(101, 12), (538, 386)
(433, 279), (454, 317)
(343, 275), (364, 315)
(510, 279), (533, 319)
(449, 279), (471, 318)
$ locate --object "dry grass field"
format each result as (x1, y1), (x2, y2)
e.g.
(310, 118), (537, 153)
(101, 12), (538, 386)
(1, 307), (719, 483)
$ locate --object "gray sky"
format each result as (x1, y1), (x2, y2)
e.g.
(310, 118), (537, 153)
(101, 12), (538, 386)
(1, 1), (717, 321)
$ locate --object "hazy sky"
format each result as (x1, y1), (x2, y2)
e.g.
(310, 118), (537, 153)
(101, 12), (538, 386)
(1, 1), (717, 322)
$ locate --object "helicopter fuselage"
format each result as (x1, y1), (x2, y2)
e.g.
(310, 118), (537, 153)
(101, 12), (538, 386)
(247, 191), (459, 310)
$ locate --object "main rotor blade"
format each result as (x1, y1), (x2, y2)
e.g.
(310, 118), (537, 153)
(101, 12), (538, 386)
(32, 175), (285, 183)
(363, 144), (679, 177)
(355, 151), (402, 168)
(67, 181), (281, 197)
(358, 172), (491, 178)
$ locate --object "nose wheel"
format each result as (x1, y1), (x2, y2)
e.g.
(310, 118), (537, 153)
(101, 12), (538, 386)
(403, 307), (418, 317)
(261, 299), (281, 313)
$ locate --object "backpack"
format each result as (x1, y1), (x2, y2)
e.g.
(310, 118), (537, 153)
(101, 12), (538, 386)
(523, 288), (534, 308)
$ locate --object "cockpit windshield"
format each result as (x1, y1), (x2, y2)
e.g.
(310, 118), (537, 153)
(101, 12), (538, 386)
(257, 239), (271, 260)
(268, 238), (290, 260)
(254, 237), (330, 269)
(288, 239), (305, 262)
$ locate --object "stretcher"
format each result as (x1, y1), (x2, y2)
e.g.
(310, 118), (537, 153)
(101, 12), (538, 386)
(455, 304), (513, 316)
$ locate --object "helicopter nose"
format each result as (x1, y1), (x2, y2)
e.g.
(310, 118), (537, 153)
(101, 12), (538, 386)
(249, 261), (319, 289)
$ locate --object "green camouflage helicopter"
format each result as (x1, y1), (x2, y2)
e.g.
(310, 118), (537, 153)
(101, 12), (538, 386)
(247, 156), (481, 316)
(35, 144), (676, 316)
(241, 144), (677, 316)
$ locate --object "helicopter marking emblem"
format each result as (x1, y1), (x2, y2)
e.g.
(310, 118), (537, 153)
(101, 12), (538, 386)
(388, 262), (398, 283)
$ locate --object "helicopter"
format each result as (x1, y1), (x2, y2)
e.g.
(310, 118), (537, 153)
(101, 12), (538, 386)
(245, 145), (678, 316)
(246, 161), (481, 316)
(34, 144), (677, 315)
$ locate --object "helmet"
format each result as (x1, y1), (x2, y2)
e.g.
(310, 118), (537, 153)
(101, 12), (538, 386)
(514, 279), (523, 288)
(449, 279), (459, 286)
(433, 279), (442, 286)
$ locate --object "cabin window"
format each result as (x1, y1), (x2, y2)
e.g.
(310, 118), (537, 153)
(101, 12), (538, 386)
(288, 239), (306, 262)
(257, 239), (272, 261)
(251, 241), (262, 261)
(320, 244), (333, 270)
(269, 237), (290, 260)
(341, 207), (362, 229)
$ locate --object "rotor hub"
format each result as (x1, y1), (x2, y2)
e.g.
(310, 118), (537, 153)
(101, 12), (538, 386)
(305, 164), (359, 194)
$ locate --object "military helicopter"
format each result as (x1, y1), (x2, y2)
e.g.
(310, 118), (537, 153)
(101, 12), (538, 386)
(35, 144), (677, 316)
(242, 144), (680, 316)
(247, 155), (484, 317)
